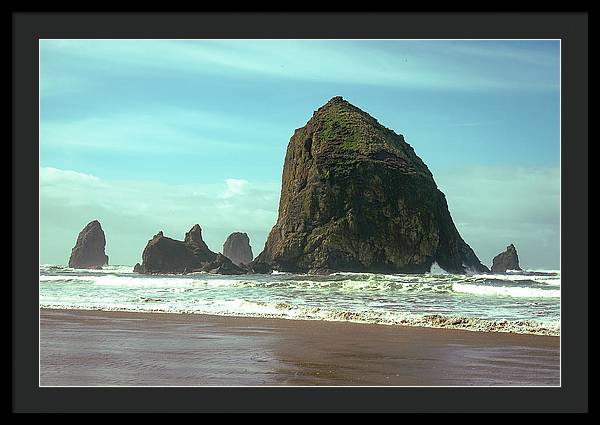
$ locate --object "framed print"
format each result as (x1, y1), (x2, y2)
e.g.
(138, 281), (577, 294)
(12, 11), (588, 413)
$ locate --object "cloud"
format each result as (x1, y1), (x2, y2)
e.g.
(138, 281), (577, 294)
(40, 165), (559, 270)
(40, 107), (286, 155)
(442, 41), (558, 67)
(435, 166), (560, 269)
(40, 167), (279, 265)
(40, 167), (100, 184)
(450, 121), (499, 128)
(219, 178), (249, 199)
(41, 40), (559, 94)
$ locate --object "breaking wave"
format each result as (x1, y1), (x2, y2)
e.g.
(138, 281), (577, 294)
(451, 283), (560, 298)
(39, 299), (559, 336)
(39, 265), (560, 336)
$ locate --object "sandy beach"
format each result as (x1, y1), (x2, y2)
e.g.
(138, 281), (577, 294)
(40, 308), (560, 386)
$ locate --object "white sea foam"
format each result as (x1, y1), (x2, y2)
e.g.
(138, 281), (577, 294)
(452, 282), (560, 298)
(39, 271), (560, 295)
(472, 273), (560, 286)
(39, 266), (561, 336)
(429, 262), (449, 275)
(39, 264), (135, 274)
(40, 275), (95, 282)
(39, 298), (560, 336)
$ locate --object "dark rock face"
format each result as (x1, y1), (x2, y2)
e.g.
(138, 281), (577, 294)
(255, 96), (489, 274)
(68, 220), (109, 269)
(491, 244), (522, 273)
(247, 259), (273, 274)
(222, 232), (254, 266)
(134, 225), (244, 275)
(202, 253), (246, 275)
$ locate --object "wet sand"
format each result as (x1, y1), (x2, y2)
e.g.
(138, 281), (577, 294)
(40, 309), (560, 386)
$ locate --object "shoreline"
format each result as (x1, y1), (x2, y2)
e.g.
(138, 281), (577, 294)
(40, 306), (560, 337)
(40, 308), (560, 386)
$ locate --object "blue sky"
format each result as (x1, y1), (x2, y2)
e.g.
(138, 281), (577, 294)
(40, 40), (560, 269)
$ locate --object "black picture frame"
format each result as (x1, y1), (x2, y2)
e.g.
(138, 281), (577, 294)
(12, 12), (588, 413)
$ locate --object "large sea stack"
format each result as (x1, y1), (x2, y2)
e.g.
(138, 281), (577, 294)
(491, 244), (522, 273)
(222, 232), (254, 266)
(68, 220), (109, 269)
(134, 224), (244, 275)
(255, 96), (489, 274)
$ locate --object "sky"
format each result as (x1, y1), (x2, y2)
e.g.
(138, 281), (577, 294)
(39, 39), (561, 269)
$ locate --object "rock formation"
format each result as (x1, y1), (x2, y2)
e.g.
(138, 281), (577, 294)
(68, 220), (109, 269)
(255, 96), (489, 274)
(202, 253), (247, 275)
(222, 232), (254, 266)
(134, 224), (245, 275)
(491, 244), (522, 273)
(246, 260), (273, 274)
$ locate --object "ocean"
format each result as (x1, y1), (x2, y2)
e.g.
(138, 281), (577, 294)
(39, 264), (560, 336)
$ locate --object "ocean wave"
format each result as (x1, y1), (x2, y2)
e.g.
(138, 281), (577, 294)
(40, 264), (135, 274)
(39, 271), (560, 297)
(429, 262), (449, 275)
(471, 273), (560, 286)
(40, 275), (96, 283)
(452, 282), (560, 298)
(40, 273), (226, 288)
(39, 300), (559, 336)
(40, 267), (560, 336)
(325, 270), (560, 286)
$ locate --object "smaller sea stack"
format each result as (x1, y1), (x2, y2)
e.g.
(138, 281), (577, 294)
(222, 232), (254, 266)
(491, 244), (522, 273)
(68, 220), (109, 269)
(134, 224), (245, 275)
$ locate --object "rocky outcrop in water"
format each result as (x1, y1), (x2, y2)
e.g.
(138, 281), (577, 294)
(68, 220), (109, 269)
(202, 253), (246, 275)
(247, 259), (273, 274)
(491, 244), (522, 273)
(134, 224), (244, 275)
(222, 232), (254, 266)
(255, 96), (489, 274)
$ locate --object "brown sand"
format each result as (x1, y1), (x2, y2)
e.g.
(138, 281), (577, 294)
(40, 308), (560, 386)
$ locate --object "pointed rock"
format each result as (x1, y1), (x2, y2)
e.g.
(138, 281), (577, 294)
(255, 96), (489, 274)
(222, 232), (254, 266)
(68, 220), (109, 269)
(184, 224), (204, 245)
(135, 225), (221, 274)
(491, 244), (522, 273)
